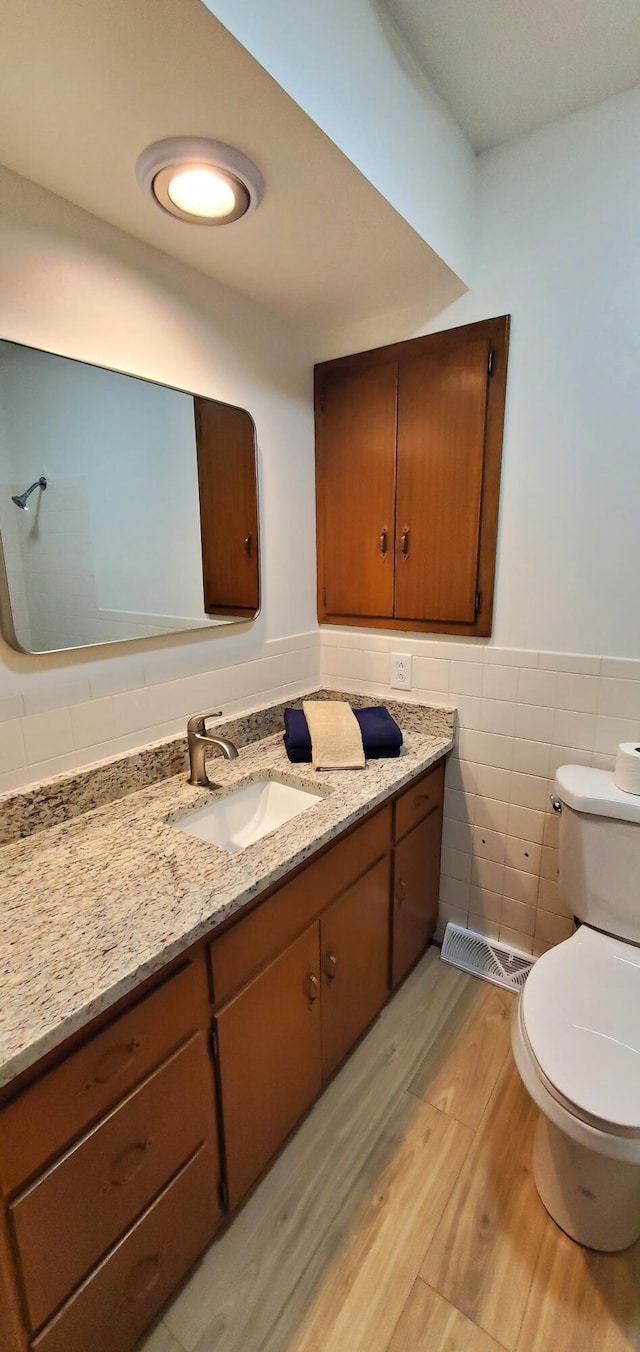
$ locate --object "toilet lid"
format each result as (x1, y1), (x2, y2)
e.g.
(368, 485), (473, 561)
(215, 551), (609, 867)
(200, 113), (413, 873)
(522, 926), (640, 1131)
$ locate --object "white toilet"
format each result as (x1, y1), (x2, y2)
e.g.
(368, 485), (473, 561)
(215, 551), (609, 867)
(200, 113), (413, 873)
(512, 764), (640, 1251)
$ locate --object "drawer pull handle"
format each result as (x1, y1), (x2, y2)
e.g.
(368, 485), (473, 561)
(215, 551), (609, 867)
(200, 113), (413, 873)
(415, 793), (431, 803)
(85, 1039), (143, 1091)
(124, 1255), (161, 1303)
(108, 1139), (152, 1189)
(305, 970), (319, 1006)
(323, 951), (337, 984)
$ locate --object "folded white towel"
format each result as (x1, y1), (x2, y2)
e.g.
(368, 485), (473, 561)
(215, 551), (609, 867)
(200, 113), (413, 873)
(302, 700), (365, 770)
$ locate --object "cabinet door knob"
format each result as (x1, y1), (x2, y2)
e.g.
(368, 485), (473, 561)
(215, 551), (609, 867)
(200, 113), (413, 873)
(400, 527), (410, 559)
(379, 527), (388, 557)
(323, 951), (337, 983)
(305, 970), (319, 1006)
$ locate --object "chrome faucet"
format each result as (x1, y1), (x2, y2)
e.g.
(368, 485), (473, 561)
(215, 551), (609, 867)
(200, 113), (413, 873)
(186, 711), (239, 786)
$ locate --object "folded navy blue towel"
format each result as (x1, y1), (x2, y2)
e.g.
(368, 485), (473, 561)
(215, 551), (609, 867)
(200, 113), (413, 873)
(283, 705), (402, 763)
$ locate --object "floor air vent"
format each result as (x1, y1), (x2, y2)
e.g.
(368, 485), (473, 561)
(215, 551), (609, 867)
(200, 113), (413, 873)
(440, 922), (534, 992)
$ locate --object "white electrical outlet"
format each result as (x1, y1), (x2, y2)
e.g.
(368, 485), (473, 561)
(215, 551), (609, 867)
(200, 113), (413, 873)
(391, 652), (413, 690)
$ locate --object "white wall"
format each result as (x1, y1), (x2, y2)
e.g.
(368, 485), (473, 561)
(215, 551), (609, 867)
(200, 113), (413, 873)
(3, 83), (640, 962)
(0, 166), (320, 790)
(317, 86), (640, 957)
(203, 0), (476, 285)
(318, 85), (640, 661)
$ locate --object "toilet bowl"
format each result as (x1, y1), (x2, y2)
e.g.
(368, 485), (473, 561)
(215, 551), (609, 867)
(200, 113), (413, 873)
(511, 765), (640, 1251)
(513, 927), (640, 1250)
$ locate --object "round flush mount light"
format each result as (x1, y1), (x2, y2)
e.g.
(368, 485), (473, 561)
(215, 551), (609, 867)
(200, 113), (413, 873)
(135, 137), (264, 225)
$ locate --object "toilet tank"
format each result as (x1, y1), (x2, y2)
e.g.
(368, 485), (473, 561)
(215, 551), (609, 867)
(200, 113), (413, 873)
(555, 765), (640, 943)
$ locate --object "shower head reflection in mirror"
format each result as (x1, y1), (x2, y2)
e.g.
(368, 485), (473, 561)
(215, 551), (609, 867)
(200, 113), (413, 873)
(11, 476), (47, 511)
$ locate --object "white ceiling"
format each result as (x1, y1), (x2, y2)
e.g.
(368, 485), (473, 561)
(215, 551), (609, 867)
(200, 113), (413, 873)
(381, 0), (640, 151)
(0, 0), (462, 327)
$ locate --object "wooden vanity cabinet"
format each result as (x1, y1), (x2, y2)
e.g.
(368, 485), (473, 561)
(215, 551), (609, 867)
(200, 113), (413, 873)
(0, 758), (446, 1352)
(0, 957), (221, 1352)
(215, 923), (323, 1210)
(391, 762), (444, 989)
(30, 1141), (219, 1352)
(315, 316), (510, 637)
(320, 855), (391, 1080)
(210, 805), (394, 1207)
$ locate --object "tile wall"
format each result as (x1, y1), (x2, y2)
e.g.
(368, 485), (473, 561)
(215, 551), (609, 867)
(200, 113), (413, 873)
(3, 620), (639, 964)
(0, 631), (320, 794)
(321, 629), (640, 957)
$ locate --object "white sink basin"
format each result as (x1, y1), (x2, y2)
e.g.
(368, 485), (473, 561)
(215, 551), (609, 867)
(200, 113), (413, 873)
(174, 777), (324, 852)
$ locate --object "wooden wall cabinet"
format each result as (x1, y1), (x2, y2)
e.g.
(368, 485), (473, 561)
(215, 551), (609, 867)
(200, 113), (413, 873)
(315, 316), (510, 637)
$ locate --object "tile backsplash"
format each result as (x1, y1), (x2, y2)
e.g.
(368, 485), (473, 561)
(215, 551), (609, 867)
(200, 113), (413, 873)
(0, 631), (320, 794)
(321, 629), (640, 958)
(3, 619), (639, 963)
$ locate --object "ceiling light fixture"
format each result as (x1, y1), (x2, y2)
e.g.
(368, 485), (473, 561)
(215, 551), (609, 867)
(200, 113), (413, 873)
(136, 137), (264, 225)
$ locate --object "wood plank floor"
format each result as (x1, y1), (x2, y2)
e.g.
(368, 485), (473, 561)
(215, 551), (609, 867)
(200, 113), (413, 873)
(141, 949), (640, 1352)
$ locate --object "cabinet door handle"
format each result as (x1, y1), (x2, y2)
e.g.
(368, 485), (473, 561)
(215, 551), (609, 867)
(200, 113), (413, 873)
(108, 1139), (152, 1189)
(400, 527), (410, 559)
(416, 793), (431, 803)
(124, 1255), (161, 1303)
(379, 527), (388, 557)
(84, 1038), (142, 1091)
(323, 951), (337, 983)
(396, 878), (407, 906)
(305, 970), (319, 1006)
(244, 534), (253, 557)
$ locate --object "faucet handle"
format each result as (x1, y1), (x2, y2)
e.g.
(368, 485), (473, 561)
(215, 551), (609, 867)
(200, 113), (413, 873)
(187, 710), (223, 737)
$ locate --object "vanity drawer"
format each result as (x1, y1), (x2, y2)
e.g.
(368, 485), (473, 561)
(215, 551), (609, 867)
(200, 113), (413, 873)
(31, 1137), (219, 1352)
(209, 804), (392, 1005)
(394, 761), (444, 842)
(0, 961), (206, 1196)
(12, 1033), (217, 1332)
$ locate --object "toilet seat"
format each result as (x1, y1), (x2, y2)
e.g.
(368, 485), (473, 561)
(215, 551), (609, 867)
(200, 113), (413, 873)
(512, 999), (640, 1165)
(519, 1005), (640, 1139)
(521, 926), (640, 1137)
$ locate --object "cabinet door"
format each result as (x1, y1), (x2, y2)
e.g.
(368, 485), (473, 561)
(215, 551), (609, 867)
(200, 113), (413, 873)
(215, 924), (322, 1209)
(392, 808), (442, 989)
(194, 397), (259, 616)
(320, 856), (391, 1081)
(394, 338), (490, 623)
(316, 362), (397, 618)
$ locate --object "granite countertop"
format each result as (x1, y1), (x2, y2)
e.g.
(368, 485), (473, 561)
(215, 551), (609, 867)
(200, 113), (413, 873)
(0, 695), (455, 1090)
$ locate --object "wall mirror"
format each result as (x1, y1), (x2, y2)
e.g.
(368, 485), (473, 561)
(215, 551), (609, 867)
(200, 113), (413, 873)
(0, 339), (260, 654)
